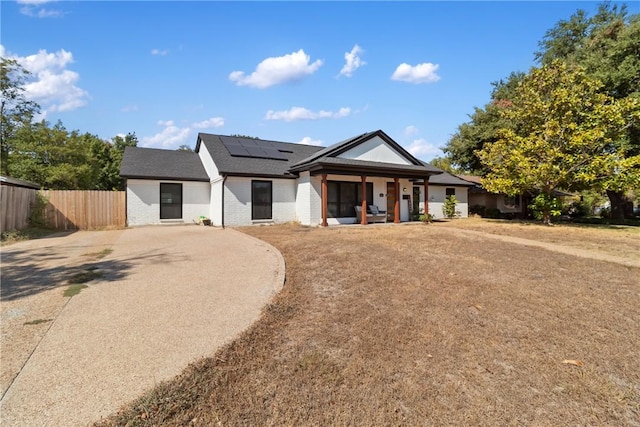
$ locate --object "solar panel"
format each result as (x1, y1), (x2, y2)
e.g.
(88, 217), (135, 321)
(220, 136), (287, 160)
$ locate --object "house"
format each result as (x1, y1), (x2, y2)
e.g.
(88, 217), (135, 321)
(120, 130), (473, 227)
(458, 175), (525, 217)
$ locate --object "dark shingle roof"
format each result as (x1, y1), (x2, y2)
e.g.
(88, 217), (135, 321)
(427, 170), (476, 186)
(196, 133), (323, 179)
(120, 146), (209, 181)
(0, 175), (41, 189)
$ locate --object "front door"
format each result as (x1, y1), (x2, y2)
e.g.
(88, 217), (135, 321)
(386, 182), (396, 222)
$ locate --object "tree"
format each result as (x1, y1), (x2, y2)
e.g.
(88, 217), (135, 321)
(444, 72), (525, 173)
(536, 3), (640, 218)
(428, 156), (460, 173)
(1, 58), (40, 174)
(176, 144), (193, 152)
(92, 133), (138, 190)
(477, 61), (639, 224)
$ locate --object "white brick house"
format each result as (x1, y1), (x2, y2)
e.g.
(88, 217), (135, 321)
(120, 130), (473, 227)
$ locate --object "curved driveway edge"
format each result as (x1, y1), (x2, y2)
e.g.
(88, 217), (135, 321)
(0, 226), (285, 426)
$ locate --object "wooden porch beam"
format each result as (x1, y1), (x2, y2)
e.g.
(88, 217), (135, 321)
(321, 174), (328, 227)
(394, 177), (400, 224)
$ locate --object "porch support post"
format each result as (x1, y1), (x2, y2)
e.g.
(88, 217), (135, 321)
(321, 174), (328, 227)
(423, 177), (429, 217)
(361, 175), (368, 225)
(394, 177), (400, 224)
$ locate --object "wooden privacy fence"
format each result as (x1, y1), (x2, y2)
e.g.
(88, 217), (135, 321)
(0, 185), (38, 233)
(42, 190), (126, 230)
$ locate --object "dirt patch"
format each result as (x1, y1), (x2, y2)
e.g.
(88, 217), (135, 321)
(98, 223), (640, 426)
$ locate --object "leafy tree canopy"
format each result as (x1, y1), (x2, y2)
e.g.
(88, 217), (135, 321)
(478, 61), (639, 224)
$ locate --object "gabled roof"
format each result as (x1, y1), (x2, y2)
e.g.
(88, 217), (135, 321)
(196, 133), (322, 179)
(289, 129), (441, 177)
(120, 147), (209, 181)
(0, 175), (41, 189)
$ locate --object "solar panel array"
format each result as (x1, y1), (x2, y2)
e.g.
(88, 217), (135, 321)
(220, 136), (287, 161)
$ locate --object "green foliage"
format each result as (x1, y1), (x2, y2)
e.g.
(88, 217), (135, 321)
(428, 156), (460, 174)
(419, 213), (434, 223)
(92, 133), (138, 190)
(478, 61), (637, 224)
(1, 58), (40, 174)
(28, 192), (49, 228)
(442, 195), (459, 219)
(443, 72), (525, 173)
(177, 144), (193, 152)
(529, 194), (563, 223)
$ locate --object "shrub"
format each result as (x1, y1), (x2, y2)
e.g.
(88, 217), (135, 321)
(442, 195), (459, 219)
(28, 192), (49, 228)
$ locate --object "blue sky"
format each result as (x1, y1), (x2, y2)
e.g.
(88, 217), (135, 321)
(3, 1), (635, 160)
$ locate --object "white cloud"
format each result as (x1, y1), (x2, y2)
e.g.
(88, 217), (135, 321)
(405, 138), (442, 159)
(121, 104), (139, 112)
(404, 125), (419, 136)
(229, 49), (323, 88)
(192, 117), (225, 129)
(3, 47), (89, 113)
(391, 62), (440, 84)
(297, 136), (324, 146)
(142, 120), (191, 148)
(17, 0), (54, 4)
(339, 44), (366, 77)
(142, 116), (225, 148)
(18, 0), (63, 18)
(265, 106), (351, 122)
(151, 48), (168, 56)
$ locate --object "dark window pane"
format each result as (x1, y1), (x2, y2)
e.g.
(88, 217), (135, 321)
(327, 181), (375, 217)
(160, 183), (182, 219)
(252, 180), (272, 220)
(446, 188), (456, 197)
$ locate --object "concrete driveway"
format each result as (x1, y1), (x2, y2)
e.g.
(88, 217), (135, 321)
(0, 226), (284, 426)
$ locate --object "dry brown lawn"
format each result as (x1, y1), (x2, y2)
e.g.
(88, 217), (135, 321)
(98, 222), (640, 426)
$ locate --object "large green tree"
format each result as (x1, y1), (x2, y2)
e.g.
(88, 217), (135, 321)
(478, 61), (639, 224)
(536, 3), (640, 218)
(91, 133), (138, 190)
(444, 72), (524, 174)
(1, 58), (40, 174)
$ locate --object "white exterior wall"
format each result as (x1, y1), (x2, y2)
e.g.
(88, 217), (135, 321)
(210, 178), (224, 226)
(337, 136), (411, 165)
(417, 185), (469, 219)
(197, 142), (220, 178)
(126, 179), (210, 226)
(223, 176), (297, 226)
(294, 172), (323, 226)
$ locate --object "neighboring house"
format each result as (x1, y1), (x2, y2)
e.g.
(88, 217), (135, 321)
(120, 130), (472, 227)
(0, 176), (41, 190)
(458, 175), (525, 216)
(418, 170), (475, 219)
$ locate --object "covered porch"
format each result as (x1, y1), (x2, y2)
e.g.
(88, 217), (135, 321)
(312, 164), (437, 227)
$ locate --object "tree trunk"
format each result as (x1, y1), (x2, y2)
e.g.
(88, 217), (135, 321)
(606, 190), (633, 220)
(543, 209), (552, 225)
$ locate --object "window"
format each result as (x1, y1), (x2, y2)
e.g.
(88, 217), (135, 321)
(160, 183), (182, 219)
(504, 195), (520, 208)
(445, 188), (456, 197)
(252, 180), (272, 220)
(327, 181), (373, 217)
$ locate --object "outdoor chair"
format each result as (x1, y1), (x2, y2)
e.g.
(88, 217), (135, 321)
(355, 205), (387, 223)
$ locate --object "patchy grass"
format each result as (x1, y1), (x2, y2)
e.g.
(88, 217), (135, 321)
(23, 318), (53, 326)
(97, 223), (640, 426)
(83, 248), (113, 259)
(0, 227), (56, 246)
(63, 284), (89, 297)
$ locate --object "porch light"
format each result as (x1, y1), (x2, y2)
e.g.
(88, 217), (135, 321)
(402, 187), (407, 192)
